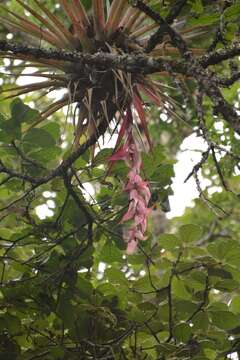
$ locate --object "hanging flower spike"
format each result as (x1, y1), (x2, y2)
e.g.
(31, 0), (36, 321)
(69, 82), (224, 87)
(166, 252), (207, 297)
(126, 227), (146, 255)
(109, 106), (151, 253)
(125, 171), (151, 204)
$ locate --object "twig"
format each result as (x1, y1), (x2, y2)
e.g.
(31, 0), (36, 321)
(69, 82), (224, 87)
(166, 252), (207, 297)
(0, 160), (39, 184)
(194, 171), (230, 217)
(146, 0), (187, 53)
(63, 170), (94, 223)
(210, 145), (229, 192)
(184, 148), (210, 183)
(11, 141), (46, 169)
(187, 275), (209, 322)
(217, 72), (240, 87)
(144, 322), (161, 344)
(167, 250), (182, 342)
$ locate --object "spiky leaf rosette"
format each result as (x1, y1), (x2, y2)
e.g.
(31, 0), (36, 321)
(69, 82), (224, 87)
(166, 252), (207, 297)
(0, 0), (206, 251)
(0, 0), (205, 137)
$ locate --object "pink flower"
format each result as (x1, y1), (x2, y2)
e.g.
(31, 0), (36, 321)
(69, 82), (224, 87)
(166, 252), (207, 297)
(135, 202), (151, 231)
(126, 227), (147, 254)
(126, 171), (142, 187)
(125, 171), (151, 204)
(137, 181), (151, 203)
(127, 227), (145, 255)
(108, 106), (151, 254)
(129, 188), (141, 202)
(120, 142), (151, 251)
(126, 239), (138, 254)
(108, 144), (129, 162)
(121, 200), (137, 223)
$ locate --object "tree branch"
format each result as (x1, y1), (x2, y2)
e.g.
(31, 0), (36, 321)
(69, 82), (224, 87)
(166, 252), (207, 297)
(146, 0), (187, 53)
(0, 160), (39, 184)
(63, 171), (94, 223)
(0, 115), (110, 188)
(200, 42), (240, 67)
(131, 1), (240, 134)
(131, 0), (190, 58)
(0, 40), (185, 75)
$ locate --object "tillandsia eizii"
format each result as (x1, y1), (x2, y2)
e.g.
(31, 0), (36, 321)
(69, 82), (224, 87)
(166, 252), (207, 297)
(0, 0), (206, 251)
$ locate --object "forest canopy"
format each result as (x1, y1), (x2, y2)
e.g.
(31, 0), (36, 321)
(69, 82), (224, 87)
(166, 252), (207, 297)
(0, 0), (240, 359)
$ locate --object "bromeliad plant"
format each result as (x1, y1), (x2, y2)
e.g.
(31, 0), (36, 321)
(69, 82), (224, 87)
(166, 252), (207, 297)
(0, 0), (205, 251)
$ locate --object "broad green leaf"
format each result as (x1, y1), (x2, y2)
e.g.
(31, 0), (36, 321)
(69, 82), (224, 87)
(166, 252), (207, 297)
(172, 277), (191, 300)
(173, 323), (191, 343)
(151, 164), (174, 187)
(93, 148), (113, 165)
(142, 144), (165, 177)
(42, 121), (60, 141)
(22, 128), (56, 153)
(179, 224), (202, 243)
(192, 311), (209, 331)
(62, 197), (89, 227)
(204, 348), (217, 360)
(69, 310), (89, 340)
(175, 300), (198, 320)
(158, 234), (180, 250)
(128, 307), (144, 322)
(76, 276), (93, 299)
(208, 302), (229, 312)
(4, 314), (21, 335)
(230, 296), (240, 314)
(214, 279), (239, 292)
(10, 98), (39, 124)
(105, 268), (128, 287)
(187, 271), (207, 291)
(207, 240), (240, 265)
(99, 241), (123, 263)
(50, 346), (65, 358)
(27, 146), (61, 164)
(57, 293), (76, 328)
(0, 113), (21, 141)
(210, 311), (240, 330)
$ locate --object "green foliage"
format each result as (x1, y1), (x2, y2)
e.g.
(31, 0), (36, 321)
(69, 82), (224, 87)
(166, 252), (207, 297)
(0, 0), (240, 359)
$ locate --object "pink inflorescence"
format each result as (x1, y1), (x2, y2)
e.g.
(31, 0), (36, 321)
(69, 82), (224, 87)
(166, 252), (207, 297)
(109, 107), (151, 254)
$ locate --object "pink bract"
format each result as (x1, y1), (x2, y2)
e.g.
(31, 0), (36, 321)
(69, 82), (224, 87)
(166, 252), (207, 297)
(109, 106), (151, 253)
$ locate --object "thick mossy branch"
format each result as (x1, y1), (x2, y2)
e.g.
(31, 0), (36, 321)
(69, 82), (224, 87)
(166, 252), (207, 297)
(1, 40), (240, 74)
(0, 40), (185, 74)
(199, 42), (240, 67)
